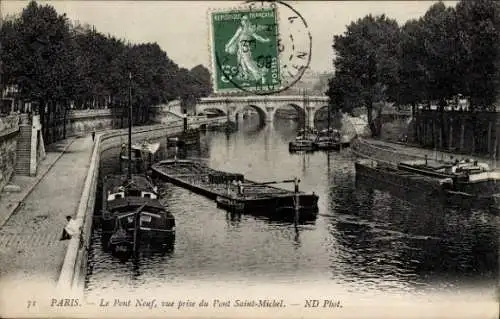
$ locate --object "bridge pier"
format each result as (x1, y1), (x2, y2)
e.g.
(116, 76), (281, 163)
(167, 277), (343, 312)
(306, 106), (316, 130)
(226, 105), (238, 123)
(265, 106), (275, 123)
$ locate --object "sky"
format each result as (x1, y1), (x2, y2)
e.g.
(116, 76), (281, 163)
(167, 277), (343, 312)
(1, 1), (457, 73)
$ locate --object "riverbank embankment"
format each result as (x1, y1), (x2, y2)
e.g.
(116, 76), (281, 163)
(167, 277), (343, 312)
(0, 117), (225, 305)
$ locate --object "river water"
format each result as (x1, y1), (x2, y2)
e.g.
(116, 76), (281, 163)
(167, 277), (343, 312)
(85, 116), (498, 300)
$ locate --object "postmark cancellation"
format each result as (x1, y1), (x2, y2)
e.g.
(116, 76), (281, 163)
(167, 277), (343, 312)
(209, 1), (312, 95)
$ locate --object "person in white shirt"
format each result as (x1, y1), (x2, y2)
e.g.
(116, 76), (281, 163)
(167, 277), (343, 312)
(60, 215), (82, 240)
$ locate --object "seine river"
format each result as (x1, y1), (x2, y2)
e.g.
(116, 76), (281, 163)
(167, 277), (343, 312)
(85, 116), (498, 299)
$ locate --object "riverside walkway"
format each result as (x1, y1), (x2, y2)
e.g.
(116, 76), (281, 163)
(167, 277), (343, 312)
(0, 134), (96, 288)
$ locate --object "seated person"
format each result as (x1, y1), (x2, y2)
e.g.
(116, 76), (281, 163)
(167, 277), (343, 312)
(60, 216), (82, 240)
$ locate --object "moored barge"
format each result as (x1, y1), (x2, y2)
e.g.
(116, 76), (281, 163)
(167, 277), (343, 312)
(120, 140), (160, 174)
(106, 197), (176, 255)
(355, 158), (500, 212)
(101, 174), (159, 232)
(101, 174), (175, 255)
(151, 159), (319, 220)
(289, 129), (317, 152)
(313, 129), (342, 151)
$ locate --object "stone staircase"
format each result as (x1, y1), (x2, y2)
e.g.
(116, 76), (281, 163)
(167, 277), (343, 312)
(15, 122), (32, 176)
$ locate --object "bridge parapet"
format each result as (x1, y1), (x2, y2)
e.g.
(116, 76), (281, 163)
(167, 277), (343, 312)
(200, 95), (328, 104)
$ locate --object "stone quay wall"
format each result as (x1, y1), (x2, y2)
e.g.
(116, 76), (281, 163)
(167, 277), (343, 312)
(67, 109), (115, 137)
(56, 117), (222, 293)
(0, 115), (19, 192)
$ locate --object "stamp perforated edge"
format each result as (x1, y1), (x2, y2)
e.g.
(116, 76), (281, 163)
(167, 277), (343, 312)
(207, 1), (284, 96)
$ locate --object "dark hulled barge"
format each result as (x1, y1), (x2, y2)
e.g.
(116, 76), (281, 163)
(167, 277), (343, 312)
(101, 174), (175, 255)
(151, 159), (319, 220)
(355, 158), (500, 212)
(106, 197), (175, 254)
(101, 174), (159, 231)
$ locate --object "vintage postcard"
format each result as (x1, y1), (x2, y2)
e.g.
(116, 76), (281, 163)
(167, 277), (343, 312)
(0, 0), (498, 318)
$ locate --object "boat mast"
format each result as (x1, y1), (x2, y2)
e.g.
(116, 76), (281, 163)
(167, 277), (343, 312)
(128, 72), (132, 180)
(327, 101), (331, 131)
(293, 177), (300, 226)
(303, 88), (307, 133)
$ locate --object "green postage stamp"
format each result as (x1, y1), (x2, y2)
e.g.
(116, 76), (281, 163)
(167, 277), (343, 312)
(210, 7), (281, 94)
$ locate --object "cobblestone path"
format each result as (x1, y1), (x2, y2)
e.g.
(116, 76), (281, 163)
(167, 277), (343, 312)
(0, 135), (95, 285)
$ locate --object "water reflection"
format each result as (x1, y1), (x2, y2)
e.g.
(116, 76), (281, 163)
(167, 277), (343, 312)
(86, 116), (498, 297)
(332, 175), (499, 291)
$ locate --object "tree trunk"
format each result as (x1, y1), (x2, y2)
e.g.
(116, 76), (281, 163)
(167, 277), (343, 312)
(487, 121), (492, 155)
(412, 103), (417, 142)
(460, 120), (465, 152)
(48, 101), (53, 144)
(448, 119), (453, 151)
(120, 102), (124, 129)
(471, 119), (476, 155)
(366, 97), (377, 137)
(63, 105), (67, 139)
(432, 118), (436, 149)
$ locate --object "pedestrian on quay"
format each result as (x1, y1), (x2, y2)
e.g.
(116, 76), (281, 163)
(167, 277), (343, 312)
(237, 180), (244, 195)
(60, 215), (82, 241)
(91, 130), (96, 142)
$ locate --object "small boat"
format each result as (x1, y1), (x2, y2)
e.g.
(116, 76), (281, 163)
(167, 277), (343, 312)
(289, 136), (317, 152)
(288, 91), (319, 153)
(119, 140), (160, 175)
(151, 159), (319, 220)
(314, 128), (342, 150)
(289, 129), (317, 152)
(167, 112), (200, 147)
(167, 128), (200, 147)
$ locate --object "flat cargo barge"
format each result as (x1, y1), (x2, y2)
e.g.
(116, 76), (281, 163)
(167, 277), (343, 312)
(355, 159), (500, 213)
(151, 159), (319, 220)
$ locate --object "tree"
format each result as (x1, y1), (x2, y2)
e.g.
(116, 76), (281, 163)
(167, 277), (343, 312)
(1, 1), (76, 143)
(399, 18), (427, 111)
(455, 0), (500, 110)
(1, 1), (213, 142)
(189, 64), (212, 97)
(419, 2), (459, 103)
(327, 14), (401, 136)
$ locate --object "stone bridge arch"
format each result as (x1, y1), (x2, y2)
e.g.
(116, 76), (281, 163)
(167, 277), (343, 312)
(234, 104), (267, 126)
(273, 103), (306, 123)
